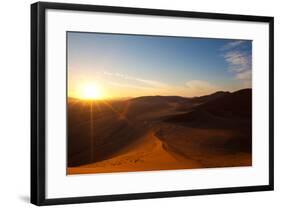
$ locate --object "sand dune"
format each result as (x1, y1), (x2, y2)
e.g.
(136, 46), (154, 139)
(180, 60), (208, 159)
(156, 124), (251, 168)
(67, 88), (252, 174)
(67, 131), (201, 174)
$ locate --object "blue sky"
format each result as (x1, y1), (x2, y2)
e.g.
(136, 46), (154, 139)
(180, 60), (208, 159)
(67, 32), (252, 98)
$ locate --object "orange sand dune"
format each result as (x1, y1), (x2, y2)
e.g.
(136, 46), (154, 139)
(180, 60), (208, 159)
(67, 131), (202, 175)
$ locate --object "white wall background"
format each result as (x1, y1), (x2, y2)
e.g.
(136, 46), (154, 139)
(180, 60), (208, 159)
(0, 0), (279, 207)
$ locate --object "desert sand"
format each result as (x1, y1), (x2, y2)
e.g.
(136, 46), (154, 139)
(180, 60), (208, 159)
(67, 131), (202, 174)
(67, 89), (252, 175)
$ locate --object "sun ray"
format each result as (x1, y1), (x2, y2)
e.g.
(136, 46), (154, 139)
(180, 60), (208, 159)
(100, 99), (131, 123)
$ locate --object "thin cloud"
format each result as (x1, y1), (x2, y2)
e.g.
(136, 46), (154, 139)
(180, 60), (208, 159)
(104, 72), (224, 97)
(185, 80), (220, 96)
(106, 81), (153, 90)
(220, 40), (245, 51)
(103, 71), (169, 89)
(224, 50), (252, 85)
(235, 70), (251, 80)
(224, 51), (249, 68)
(221, 40), (252, 87)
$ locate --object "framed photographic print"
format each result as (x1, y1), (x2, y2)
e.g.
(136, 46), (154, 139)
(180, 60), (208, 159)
(31, 2), (274, 206)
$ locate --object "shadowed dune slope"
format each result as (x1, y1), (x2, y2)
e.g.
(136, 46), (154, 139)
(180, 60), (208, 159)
(159, 88), (252, 167)
(165, 88), (252, 122)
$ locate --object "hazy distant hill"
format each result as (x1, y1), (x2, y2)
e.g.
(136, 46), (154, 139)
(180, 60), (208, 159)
(130, 95), (191, 104)
(191, 91), (230, 103)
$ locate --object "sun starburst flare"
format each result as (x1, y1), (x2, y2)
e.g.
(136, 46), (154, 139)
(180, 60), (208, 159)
(80, 83), (103, 100)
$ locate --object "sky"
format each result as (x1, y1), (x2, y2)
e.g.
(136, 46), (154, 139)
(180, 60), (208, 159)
(67, 32), (252, 99)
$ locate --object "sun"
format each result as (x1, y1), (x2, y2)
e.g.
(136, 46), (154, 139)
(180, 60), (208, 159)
(80, 83), (103, 100)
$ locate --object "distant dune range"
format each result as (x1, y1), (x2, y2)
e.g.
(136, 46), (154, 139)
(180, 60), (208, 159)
(67, 89), (252, 174)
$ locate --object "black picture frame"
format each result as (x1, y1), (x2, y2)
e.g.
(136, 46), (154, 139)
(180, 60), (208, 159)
(31, 1), (274, 206)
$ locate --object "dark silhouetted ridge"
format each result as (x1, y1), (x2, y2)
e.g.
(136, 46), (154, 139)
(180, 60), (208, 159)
(165, 88), (252, 123)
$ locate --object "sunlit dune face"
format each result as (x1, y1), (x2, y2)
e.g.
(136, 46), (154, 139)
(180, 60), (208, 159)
(80, 83), (103, 100)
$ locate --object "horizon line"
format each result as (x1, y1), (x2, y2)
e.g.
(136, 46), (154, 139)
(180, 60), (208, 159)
(68, 87), (252, 101)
